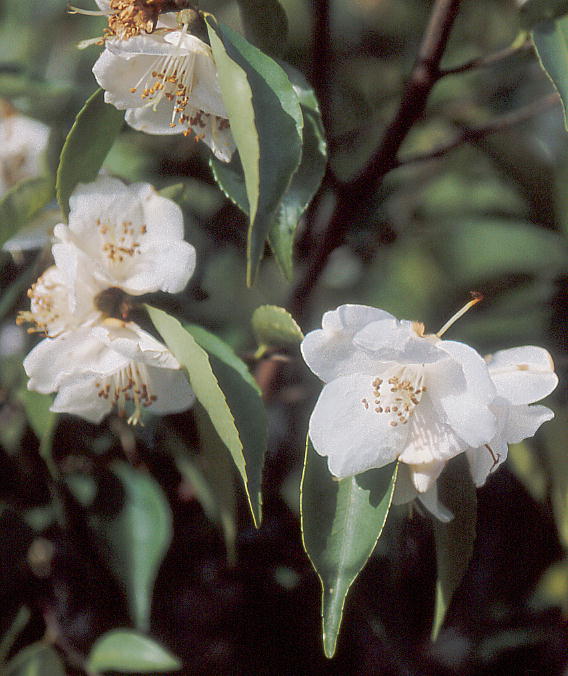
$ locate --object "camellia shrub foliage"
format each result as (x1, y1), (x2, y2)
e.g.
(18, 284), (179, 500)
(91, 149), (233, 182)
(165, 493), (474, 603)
(0, 0), (567, 674)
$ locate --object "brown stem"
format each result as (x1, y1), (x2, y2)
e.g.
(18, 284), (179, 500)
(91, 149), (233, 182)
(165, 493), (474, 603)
(439, 39), (533, 77)
(395, 92), (560, 167)
(288, 0), (462, 321)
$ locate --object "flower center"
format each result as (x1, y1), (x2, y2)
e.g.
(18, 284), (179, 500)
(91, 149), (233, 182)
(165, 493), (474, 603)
(96, 217), (146, 266)
(17, 270), (70, 337)
(361, 366), (426, 427)
(95, 361), (157, 425)
(128, 33), (231, 139)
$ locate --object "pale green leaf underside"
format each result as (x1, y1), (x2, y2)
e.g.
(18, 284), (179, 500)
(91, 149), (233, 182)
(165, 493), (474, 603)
(86, 629), (181, 673)
(252, 304), (304, 352)
(147, 306), (264, 526)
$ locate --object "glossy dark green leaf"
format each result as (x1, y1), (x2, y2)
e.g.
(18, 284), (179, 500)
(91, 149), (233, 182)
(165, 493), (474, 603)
(268, 66), (327, 278)
(6, 642), (65, 676)
(432, 455), (477, 640)
(207, 17), (303, 285)
(301, 439), (397, 657)
(0, 176), (53, 249)
(521, 0), (568, 29)
(210, 65), (326, 280)
(236, 0), (288, 57)
(56, 88), (124, 219)
(147, 306), (265, 526)
(88, 461), (172, 633)
(86, 629), (181, 673)
(532, 15), (568, 129)
(252, 304), (304, 354)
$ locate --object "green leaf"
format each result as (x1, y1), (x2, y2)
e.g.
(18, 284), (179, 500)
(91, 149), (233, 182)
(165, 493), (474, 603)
(206, 17), (303, 285)
(432, 455), (477, 640)
(532, 15), (568, 129)
(301, 439), (397, 658)
(236, 0), (288, 57)
(0, 176), (53, 250)
(147, 306), (265, 526)
(210, 66), (327, 280)
(88, 461), (172, 633)
(56, 88), (124, 219)
(268, 66), (327, 279)
(17, 389), (57, 465)
(6, 643), (65, 676)
(86, 629), (181, 674)
(252, 304), (304, 355)
(521, 0), (568, 29)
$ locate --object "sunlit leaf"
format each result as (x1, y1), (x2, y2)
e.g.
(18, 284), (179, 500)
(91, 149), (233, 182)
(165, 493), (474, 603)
(532, 15), (568, 129)
(431, 455), (477, 640)
(301, 439), (397, 657)
(6, 643), (65, 676)
(86, 629), (181, 674)
(0, 176), (53, 249)
(56, 88), (124, 219)
(88, 461), (172, 633)
(207, 17), (303, 285)
(252, 304), (303, 354)
(147, 306), (265, 526)
(210, 66), (326, 280)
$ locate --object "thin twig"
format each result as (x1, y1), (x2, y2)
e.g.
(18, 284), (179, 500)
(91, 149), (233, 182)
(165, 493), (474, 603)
(439, 39), (533, 77)
(288, 0), (463, 321)
(395, 92), (561, 167)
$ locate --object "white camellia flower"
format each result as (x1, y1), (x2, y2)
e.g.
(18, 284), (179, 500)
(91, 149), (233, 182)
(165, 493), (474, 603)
(0, 102), (49, 195)
(301, 303), (498, 491)
(20, 175), (197, 425)
(52, 176), (196, 297)
(92, 17), (236, 162)
(25, 317), (195, 424)
(393, 345), (558, 521)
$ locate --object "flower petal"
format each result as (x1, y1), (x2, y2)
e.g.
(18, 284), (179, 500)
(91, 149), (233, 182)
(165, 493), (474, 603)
(428, 340), (496, 448)
(486, 346), (558, 405)
(466, 437), (508, 487)
(309, 373), (409, 478)
(24, 327), (125, 393)
(417, 484), (453, 523)
(93, 47), (157, 110)
(301, 304), (394, 382)
(90, 320), (181, 369)
(398, 393), (466, 464)
(353, 318), (442, 364)
(50, 373), (112, 424)
(141, 365), (195, 415)
(504, 403), (554, 444)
